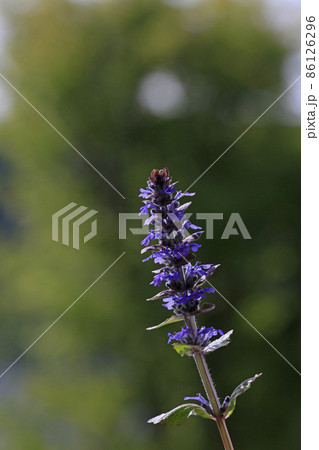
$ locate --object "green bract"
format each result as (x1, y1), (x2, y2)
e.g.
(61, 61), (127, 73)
(223, 373), (262, 419)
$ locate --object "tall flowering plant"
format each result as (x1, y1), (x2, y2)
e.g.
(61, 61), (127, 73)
(140, 168), (261, 450)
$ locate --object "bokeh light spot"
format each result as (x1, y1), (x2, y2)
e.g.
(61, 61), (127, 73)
(137, 70), (187, 118)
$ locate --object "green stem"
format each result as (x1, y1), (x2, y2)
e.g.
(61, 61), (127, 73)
(185, 315), (234, 450)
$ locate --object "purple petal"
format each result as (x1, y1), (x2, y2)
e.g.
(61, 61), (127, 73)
(184, 393), (209, 408)
(141, 235), (151, 246)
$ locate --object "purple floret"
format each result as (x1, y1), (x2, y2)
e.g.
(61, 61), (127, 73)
(184, 393), (210, 408)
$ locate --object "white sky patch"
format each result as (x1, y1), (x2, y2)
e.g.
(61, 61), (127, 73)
(0, 11), (13, 122)
(261, 0), (300, 31)
(281, 51), (301, 121)
(0, 82), (13, 122)
(0, 12), (10, 58)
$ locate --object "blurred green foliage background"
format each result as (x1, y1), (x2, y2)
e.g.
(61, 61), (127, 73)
(0, 0), (300, 448)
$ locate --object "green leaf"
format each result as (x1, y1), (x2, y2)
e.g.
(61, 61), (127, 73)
(203, 330), (233, 354)
(223, 373), (262, 419)
(172, 343), (201, 356)
(146, 315), (184, 330)
(148, 403), (213, 426)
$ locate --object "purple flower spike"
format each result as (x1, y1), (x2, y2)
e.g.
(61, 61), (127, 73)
(140, 168), (219, 314)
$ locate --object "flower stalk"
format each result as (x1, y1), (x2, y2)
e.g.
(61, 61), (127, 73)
(185, 315), (234, 450)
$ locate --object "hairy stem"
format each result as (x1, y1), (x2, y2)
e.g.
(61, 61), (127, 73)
(185, 315), (234, 450)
